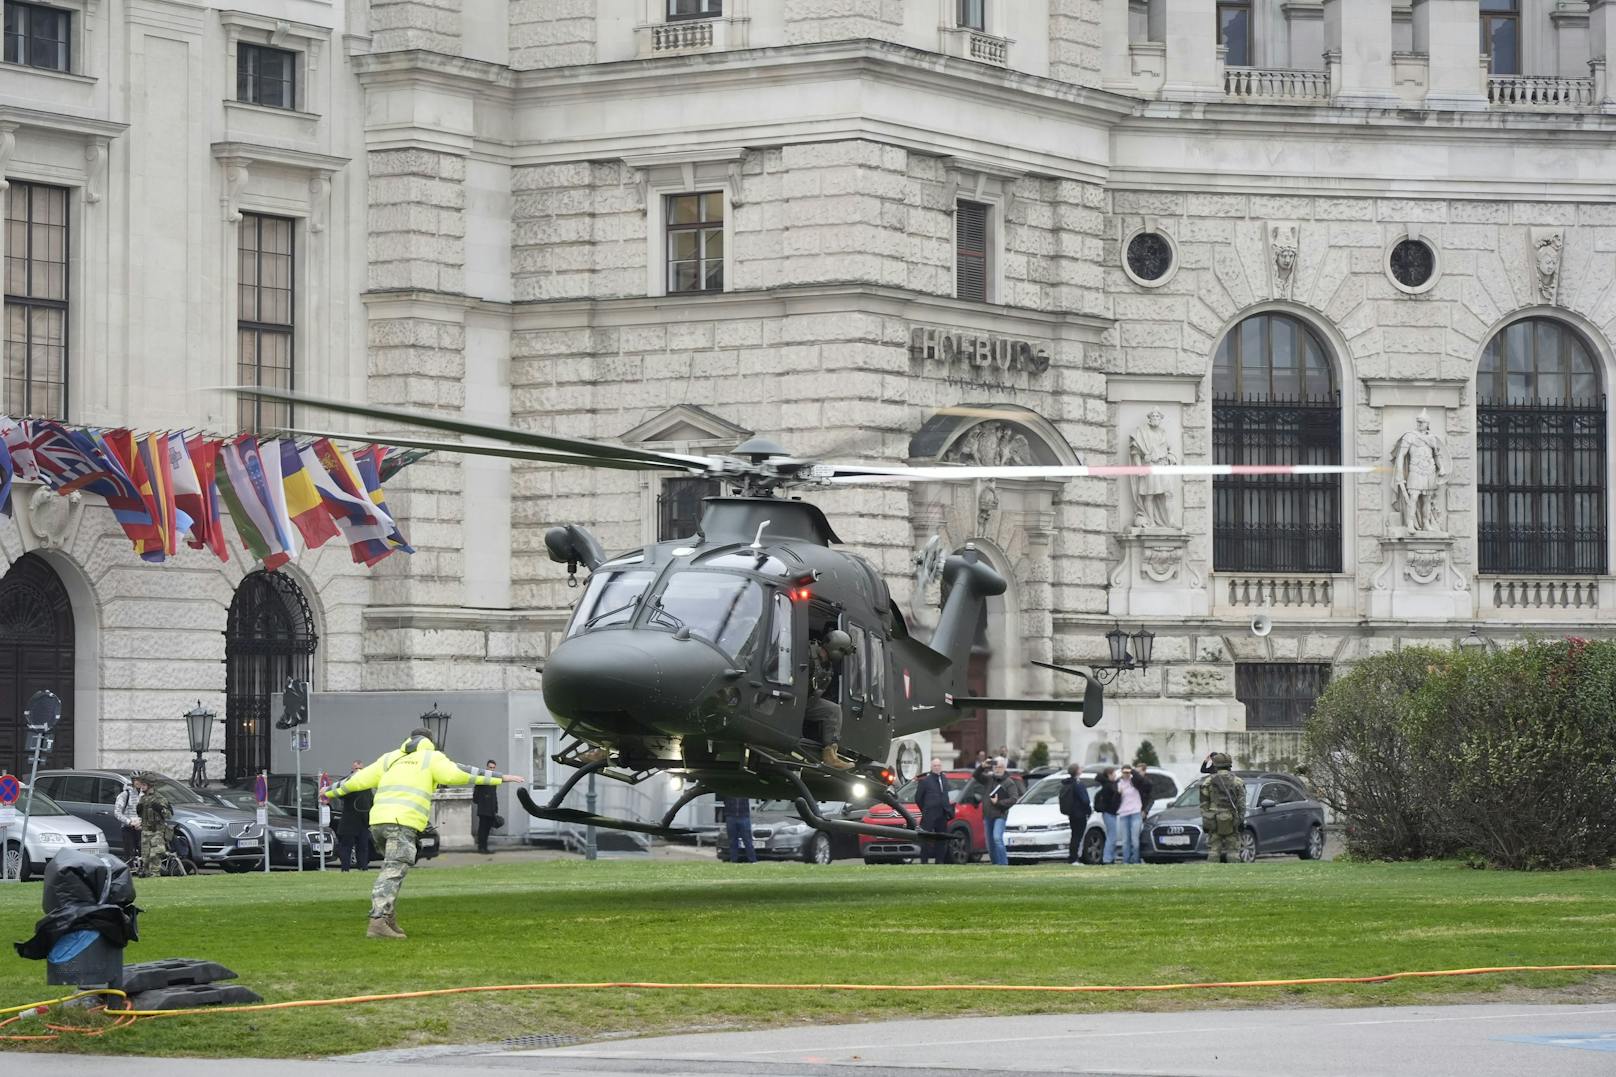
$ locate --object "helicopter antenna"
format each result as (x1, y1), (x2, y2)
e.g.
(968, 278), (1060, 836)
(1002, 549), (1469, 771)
(750, 520), (771, 551)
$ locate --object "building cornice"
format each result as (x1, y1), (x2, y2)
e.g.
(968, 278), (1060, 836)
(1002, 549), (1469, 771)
(505, 284), (1111, 343)
(0, 106), (127, 140)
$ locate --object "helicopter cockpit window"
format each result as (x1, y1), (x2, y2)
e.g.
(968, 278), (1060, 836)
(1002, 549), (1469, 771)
(696, 551), (790, 576)
(767, 592), (793, 683)
(867, 634), (886, 707)
(567, 568), (657, 637)
(648, 572), (765, 658)
(845, 623), (868, 702)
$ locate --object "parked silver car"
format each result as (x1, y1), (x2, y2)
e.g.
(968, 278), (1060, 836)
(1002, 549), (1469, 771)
(2, 787), (109, 881)
(33, 769), (265, 871)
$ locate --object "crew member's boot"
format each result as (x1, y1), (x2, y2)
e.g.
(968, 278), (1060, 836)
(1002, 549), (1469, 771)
(821, 744), (855, 771)
(386, 913), (407, 938)
(367, 915), (406, 939)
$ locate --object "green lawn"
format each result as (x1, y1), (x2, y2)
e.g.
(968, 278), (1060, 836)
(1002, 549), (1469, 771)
(2, 859), (1614, 1058)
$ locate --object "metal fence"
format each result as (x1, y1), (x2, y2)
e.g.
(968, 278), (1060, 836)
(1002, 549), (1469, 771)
(1477, 398), (1606, 575)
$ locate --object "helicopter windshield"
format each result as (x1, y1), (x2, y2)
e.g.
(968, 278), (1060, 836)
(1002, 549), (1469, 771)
(567, 568), (657, 637)
(646, 572), (765, 658)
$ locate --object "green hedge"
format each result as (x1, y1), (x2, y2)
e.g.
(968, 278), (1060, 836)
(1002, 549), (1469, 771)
(1304, 640), (1616, 870)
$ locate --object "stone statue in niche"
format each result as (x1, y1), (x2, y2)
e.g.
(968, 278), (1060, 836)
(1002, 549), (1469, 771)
(1270, 222), (1298, 299)
(1533, 229), (1563, 304)
(1390, 410), (1451, 534)
(1128, 408), (1179, 529)
(944, 422), (1033, 535)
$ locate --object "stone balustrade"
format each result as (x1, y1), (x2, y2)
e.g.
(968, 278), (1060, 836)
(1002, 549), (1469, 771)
(1486, 75), (1597, 110)
(1486, 577), (1602, 611)
(968, 31), (1008, 67)
(1223, 66), (1331, 103)
(1221, 575), (1336, 610)
(651, 19), (715, 54)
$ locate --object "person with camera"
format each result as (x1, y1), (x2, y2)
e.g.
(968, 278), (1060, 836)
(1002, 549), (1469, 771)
(1115, 763), (1152, 864)
(1058, 763), (1092, 865)
(1092, 766), (1121, 864)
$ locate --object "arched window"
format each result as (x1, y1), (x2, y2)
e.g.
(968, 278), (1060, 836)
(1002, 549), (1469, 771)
(1477, 318), (1606, 575)
(0, 554), (75, 776)
(1212, 312), (1343, 573)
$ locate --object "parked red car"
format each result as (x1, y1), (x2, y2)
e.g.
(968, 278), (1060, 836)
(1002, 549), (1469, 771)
(859, 768), (1022, 865)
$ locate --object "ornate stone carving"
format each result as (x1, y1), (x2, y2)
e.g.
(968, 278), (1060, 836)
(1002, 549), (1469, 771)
(945, 423), (1031, 534)
(1389, 410), (1451, 534)
(1270, 222), (1299, 299)
(84, 140), (109, 204)
(1532, 228), (1563, 304)
(1140, 544), (1182, 582)
(308, 172), (333, 233)
(219, 156), (251, 222)
(1402, 547), (1446, 585)
(1127, 408), (1179, 529)
(27, 487), (81, 549)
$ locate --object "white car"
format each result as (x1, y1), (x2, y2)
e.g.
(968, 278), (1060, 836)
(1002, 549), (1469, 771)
(2, 787), (110, 881)
(1003, 775), (1076, 862)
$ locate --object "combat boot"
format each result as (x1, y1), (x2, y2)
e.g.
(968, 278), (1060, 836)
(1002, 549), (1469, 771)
(821, 744), (855, 771)
(386, 913), (407, 939)
(367, 916), (406, 940)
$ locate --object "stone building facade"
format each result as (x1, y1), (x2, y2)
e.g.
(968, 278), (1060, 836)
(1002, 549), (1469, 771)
(5, 0), (1616, 789)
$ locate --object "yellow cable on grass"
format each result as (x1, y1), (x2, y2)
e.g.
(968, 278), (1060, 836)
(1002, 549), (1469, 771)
(4, 965), (1614, 1043)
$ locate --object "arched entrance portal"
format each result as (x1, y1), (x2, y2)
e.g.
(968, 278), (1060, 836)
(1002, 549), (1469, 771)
(910, 406), (1076, 766)
(224, 570), (317, 780)
(0, 554), (75, 775)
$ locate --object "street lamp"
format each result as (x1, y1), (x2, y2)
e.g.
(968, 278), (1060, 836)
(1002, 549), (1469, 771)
(420, 702), (452, 751)
(1457, 627), (1489, 654)
(184, 701), (217, 788)
(1093, 625), (1156, 684)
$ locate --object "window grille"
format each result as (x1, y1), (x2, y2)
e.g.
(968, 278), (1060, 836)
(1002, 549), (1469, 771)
(1212, 314), (1342, 574)
(1235, 663), (1331, 730)
(1477, 318), (1606, 575)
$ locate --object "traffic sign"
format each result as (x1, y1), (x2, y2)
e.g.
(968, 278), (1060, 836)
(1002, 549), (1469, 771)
(253, 773), (268, 805)
(24, 689), (61, 733)
(0, 776), (19, 806)
(292, 729), (311, 752)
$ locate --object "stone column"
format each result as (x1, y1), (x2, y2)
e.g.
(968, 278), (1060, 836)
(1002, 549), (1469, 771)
(1323, 0), (1398, 107)
(1592, 0), (1616, 110)
(1160, 0), (1221, 101)
(1101, 0), (1135, 91)
(1412, 0), (1487, 110)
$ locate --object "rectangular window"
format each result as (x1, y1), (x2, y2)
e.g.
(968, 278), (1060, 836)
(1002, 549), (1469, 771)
(1235, 663), (1331, 731)
(957, 0), (985, 31)
(667, 0), (721, 21)
(867, 634), (885, 709)
(1481, 0), (1518, 75)
(845, 624), (868, 702)
(955, 199), (989, 302)
(237, 43), (297, 110)
(666, 191), (723, 295)
(657, 476), (720, 540)
(529, 733), (549, 790)
(3, 1), (70, 72)
(237, 213), (295, 433)
(1217, 1), (1251, 67)
(767, 592), (793, 685)
(3, 181), (69, 419)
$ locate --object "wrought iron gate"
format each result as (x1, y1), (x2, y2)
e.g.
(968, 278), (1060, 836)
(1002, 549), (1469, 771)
(0, 554), (75, 775)
(224, 570), (316, 780)
(1213, 395), (1343, 573)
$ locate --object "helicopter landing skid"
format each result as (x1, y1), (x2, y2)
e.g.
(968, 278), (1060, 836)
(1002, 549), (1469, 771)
(767, 763), (949, 842)
(515, 786), (701, 839)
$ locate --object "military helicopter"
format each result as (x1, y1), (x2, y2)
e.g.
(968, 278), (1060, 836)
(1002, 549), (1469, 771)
(241, 386), (1367, 846)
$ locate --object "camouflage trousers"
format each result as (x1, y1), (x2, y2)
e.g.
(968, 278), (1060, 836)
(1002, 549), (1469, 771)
(137, 827), (170, 877)
(369, 823), (418, 919)
(1203, 811), (1241, 860)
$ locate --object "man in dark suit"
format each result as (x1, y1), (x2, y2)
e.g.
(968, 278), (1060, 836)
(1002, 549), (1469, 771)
(723, 796), (756, 863)
(335, 759), (374, 871)
(915, 758), (955, 864)
(1059, 763), (1093, 865)
(473, 758), (500, 854)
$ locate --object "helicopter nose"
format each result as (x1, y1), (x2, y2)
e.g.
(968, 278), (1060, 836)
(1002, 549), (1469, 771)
(541, 631), (732, 728)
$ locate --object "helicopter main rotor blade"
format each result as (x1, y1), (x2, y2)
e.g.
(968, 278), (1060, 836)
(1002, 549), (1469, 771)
(821, 462), (1380, 484)
(281, 428), (692, 473)
(232, 386), (717, 471)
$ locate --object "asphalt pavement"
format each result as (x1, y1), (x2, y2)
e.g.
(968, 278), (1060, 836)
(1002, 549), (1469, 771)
(8, 1002), (1615, 1076)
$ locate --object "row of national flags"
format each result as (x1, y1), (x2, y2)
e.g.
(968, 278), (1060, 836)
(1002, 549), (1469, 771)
(0, 418), (420, 569)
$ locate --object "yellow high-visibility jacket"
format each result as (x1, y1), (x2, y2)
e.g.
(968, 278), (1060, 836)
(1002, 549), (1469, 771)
(329, 735), (501, 831)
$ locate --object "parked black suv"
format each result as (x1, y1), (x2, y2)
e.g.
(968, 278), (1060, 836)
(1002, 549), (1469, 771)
(33, 769), (266, 870)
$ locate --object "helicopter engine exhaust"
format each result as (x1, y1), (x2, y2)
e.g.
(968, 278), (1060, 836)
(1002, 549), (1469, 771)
(929, 545), (1008, 679)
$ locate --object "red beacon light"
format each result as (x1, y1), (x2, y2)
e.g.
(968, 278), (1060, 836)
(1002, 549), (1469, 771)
(879, 767), (895, 786)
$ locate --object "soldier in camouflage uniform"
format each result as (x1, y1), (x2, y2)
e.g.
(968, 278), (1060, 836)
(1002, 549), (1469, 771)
(133, 775), (173, 877)
(1199, 753), (1246, 863)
